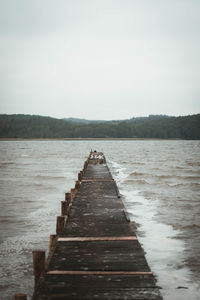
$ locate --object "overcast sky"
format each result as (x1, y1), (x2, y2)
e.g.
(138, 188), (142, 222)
(0, 0), (199, 120)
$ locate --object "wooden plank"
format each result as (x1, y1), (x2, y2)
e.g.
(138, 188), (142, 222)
(44, 274), (157, 287)
(58, 236), (137, 242)
(47, 239), (150, 272)
(34, 274), (161, 299)
(38, 289), (162, 300)
(82, 179), (114, 182)
(47, 271), (153, 275)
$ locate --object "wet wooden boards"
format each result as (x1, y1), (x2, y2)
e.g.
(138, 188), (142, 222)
(32, 152), (163, 300)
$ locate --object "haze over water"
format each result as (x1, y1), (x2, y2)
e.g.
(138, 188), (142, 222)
(0, 140), (199, 299)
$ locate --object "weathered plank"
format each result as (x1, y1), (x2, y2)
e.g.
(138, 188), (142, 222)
(57, 236), (137, 242)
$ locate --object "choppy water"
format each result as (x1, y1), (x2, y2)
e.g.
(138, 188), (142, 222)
(0, 140), (199, 299)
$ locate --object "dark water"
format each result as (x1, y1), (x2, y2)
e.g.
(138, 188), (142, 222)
(0, 140), (199, 299)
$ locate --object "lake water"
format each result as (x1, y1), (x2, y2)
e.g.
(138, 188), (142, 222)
(0, 140), (199, 299)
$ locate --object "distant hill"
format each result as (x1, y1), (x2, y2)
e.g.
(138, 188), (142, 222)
(0, 114), (199, 139)
(63, 117), (107, 124)
(63, 115), (169, 124)
(127, 114), (170, 123)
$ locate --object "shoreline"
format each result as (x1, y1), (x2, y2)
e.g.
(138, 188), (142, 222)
(0, 137), (188, 141)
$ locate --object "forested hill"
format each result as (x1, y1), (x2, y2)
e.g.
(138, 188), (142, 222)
(0, 114), (199, 139)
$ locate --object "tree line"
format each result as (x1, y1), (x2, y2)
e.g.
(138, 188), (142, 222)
(0, 114), (199, 139)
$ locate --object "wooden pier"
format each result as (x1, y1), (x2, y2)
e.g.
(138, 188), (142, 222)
(15, 151), (163, 300)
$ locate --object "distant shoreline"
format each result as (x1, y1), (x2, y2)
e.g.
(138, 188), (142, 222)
(0, 137), (190, 141)
(1, 114), (199, 140)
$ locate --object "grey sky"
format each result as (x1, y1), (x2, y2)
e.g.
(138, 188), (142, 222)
(0, 0), (199, 120)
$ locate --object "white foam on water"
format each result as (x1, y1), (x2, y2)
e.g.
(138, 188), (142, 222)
(110, 160), (200, 300)
(122, 189), (200, 300)
(109, 160), (129, 184)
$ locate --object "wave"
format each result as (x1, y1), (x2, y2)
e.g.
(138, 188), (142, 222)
(129, 171), (146, 176)
(125, 179), (149, 185)
(120, 161), (129, 165)
(167, 183), (184, 187)
(187, 162), (200, 167)
(182, 224), (200, 230)
(34, 175), (66, 180)
(156, 175), (176, 179)
(133, 162), (145, 165)
(183, 176), (200, 181)
(0, 217), (24, 224)
(125, 178), (199, 188)
(129, 172), (200, 182)
(0, 162), (15, 168)
(31, 183), (57, 190)
(167, 182), (200, 188)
